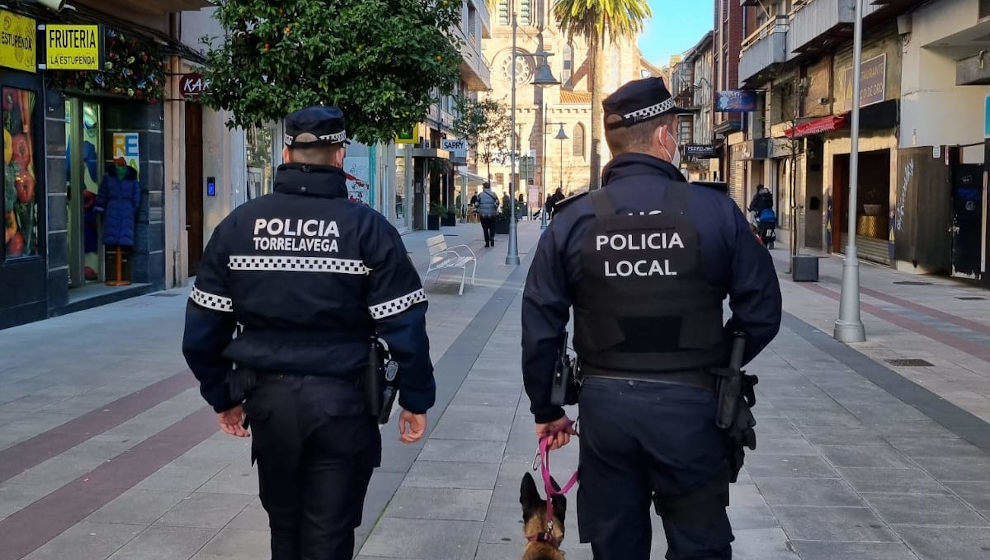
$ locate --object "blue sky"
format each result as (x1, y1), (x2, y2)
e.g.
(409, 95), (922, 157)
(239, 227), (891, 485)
(638, 1), (714, 66)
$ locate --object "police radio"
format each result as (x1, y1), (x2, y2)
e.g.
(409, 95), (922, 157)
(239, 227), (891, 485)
(549, 333), (581, 406)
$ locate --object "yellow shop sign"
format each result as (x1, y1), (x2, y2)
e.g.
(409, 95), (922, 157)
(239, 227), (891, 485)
(46, 25), (101, 70)
(0, 10), (36, 73)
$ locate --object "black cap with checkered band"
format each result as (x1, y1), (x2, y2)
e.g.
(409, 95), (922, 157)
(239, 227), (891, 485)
(603, 77), (692, 130)
(284, 106), (351, 147)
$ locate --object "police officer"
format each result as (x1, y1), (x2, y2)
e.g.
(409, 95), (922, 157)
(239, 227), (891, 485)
(183, 106), (435, 560)
(521, 78), (781, 559)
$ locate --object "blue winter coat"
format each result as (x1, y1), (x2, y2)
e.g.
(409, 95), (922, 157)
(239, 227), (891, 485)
(95, 165), (141, 247)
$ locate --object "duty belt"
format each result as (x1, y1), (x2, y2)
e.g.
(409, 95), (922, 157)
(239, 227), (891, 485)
(581, 364), (716, 392)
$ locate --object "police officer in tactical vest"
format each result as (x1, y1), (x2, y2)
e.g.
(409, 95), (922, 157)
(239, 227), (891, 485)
(183, 106), (435, 560)
(522, 78), (781, 559)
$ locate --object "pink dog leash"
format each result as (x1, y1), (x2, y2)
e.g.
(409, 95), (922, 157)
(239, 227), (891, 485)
(534, 420), (579, 544)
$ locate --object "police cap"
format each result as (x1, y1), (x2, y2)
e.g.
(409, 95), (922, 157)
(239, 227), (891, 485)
(284, 106), (350, 148)
(602, 77), (691, 130)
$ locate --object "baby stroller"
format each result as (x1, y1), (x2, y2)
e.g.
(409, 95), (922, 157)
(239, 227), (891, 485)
(756, 208), (777, 249)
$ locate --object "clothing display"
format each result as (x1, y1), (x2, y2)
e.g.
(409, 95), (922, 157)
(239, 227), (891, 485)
(95, 163), (141, 247)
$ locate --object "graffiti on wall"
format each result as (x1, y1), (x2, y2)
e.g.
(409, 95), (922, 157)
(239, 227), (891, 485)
(894, 158), (914, 232)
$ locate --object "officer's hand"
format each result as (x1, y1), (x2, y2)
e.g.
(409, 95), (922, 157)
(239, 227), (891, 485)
(398, 410), (427, 444)
(535, 415), (577, 450)
(217, 405), (250, 438)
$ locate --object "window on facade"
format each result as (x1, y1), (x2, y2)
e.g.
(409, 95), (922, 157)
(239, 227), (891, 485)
(468, 3), (477, 38)
(3, 88), (38, 260)
(572, 123), (585, 158)
(495, 173), (504, 187)
(520, 0), (532, 25)
(499, 0), (509, 25)
(679, 117), (692, 145)
(562, 44), (573, 85)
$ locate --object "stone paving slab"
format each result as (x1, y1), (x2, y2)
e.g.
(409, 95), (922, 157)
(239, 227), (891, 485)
(2, 221), (989, 559)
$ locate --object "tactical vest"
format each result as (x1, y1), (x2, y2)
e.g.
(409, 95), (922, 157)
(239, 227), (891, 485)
(573, 182), (726, 374)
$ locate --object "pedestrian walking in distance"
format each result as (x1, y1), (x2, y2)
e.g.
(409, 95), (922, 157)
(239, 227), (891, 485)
(182, 106), (435, 560)
(521, 77), (782, 560)
(476, 181), (500, 247)
(545, 187), (565, 220)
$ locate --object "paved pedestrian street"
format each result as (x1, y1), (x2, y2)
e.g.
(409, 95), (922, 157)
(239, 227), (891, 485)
(1, 221), (988, 560)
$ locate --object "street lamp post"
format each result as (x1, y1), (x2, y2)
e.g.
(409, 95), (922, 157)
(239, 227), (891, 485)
(834, 0), (866, 343)
(506, 7), (558, 264)
(540, 120), (567, 227)
(506, 2), (520, 265)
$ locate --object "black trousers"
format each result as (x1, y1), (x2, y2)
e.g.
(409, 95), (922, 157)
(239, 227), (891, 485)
(577, 378), (733, 560)
(245, 376), (381, 560)
(480, 216), (496, 245)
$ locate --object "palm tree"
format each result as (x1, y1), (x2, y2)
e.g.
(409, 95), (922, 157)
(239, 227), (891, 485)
(553, 0), (652, 190)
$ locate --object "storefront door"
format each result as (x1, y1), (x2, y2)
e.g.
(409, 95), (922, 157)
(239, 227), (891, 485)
(65, 99), (105, 287)
(950, 164), (983, 277)
(185, 103), (204, 275)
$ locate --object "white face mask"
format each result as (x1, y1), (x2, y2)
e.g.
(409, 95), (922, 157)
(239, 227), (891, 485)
(659, 126), (681, 168)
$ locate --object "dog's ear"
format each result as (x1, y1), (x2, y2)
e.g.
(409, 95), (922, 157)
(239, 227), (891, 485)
(520, 472), (542, 517)
(546, 476), (567, 525)
(551, 494), (566, 525)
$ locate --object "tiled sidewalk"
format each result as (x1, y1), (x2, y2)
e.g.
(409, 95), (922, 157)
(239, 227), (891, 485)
(0, 220), (988, 560)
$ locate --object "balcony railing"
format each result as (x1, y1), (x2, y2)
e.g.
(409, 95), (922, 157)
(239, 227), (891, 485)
(788, 0), (881, 53)
(739, 16), (788, 84)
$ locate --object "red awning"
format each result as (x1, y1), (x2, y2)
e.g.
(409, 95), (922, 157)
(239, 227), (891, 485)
(784, 113), (849, 138)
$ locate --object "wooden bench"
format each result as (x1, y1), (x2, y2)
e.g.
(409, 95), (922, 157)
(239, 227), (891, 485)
(426, 235), (477, 295)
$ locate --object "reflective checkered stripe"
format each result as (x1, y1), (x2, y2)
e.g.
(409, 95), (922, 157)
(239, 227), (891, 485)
(190, 287), (234, 312)
(369, 289), (426, 319)
(228, 255), (370, 275)
(624, 97), (676, 122)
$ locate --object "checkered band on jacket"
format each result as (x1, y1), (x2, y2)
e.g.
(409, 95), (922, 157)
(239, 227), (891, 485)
(228, 255), (370, 275)
(189, 287), (234, 312)
(369, 289), (427, 319)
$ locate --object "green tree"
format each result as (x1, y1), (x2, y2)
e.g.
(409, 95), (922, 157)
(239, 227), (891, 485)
(201, 0), (463, 144)
(451, 97), (512, 181)
(553, 0), (652, 190)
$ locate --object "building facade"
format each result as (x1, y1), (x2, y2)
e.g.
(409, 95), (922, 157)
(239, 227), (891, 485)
(480, 0), (659, 206)
(734, 0), (990, 284)
(0, 0), (220, 329)
(376, 0), (492, 233)
(673, 31), (717, 182)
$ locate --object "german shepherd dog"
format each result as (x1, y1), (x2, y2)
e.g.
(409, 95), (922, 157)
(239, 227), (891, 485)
(520, 472), (567, 560)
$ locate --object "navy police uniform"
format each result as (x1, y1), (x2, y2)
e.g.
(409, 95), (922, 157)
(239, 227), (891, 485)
(522, 78), (781, 560)
(183, 107), (434, 560)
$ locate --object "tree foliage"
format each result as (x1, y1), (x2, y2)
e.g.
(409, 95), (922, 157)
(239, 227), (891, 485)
(451, 97), (512, 179)
(552, 0), (652, 190)
(201, 0), (463, 144)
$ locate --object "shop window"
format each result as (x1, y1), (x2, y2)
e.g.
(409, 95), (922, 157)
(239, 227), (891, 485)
(572, 123), (585, 158)
(3, 88), (38, 260)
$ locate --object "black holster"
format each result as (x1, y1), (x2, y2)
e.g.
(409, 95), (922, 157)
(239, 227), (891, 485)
(227, 369), (260, 405)
(363, 339), (399, 425)
(711, 333), (758, 483)
(549, 334), (581, 406)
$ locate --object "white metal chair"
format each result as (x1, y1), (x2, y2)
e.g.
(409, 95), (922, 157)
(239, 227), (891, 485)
(425, 235), (477, 295)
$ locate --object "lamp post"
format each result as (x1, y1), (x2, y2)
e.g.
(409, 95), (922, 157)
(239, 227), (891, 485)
(834, 0), (866, 342)
(540, 120), (567, 227)
(506, 1), (521, 265)
(506, 5), (558, 264)
(555, 125), (567, 197)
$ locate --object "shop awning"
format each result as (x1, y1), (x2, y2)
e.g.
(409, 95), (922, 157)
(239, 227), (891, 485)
(72, 0), (212, 16)
(784, 114), (849, 138)
(456, 170), (488, 184)
(396, 146), (450, 159)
